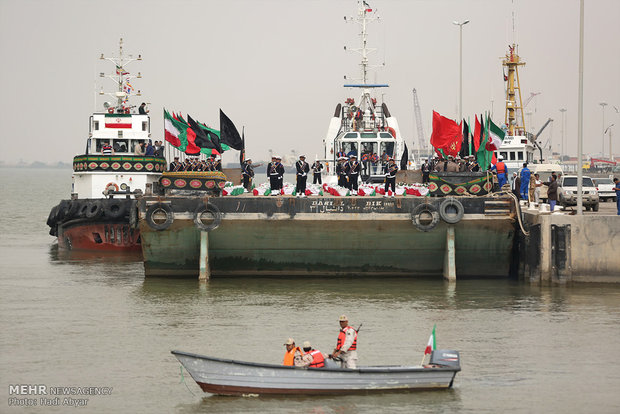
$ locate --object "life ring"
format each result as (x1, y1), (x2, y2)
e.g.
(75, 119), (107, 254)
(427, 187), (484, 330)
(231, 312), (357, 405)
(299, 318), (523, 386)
(388, 127), (397, 139)
(104, 199), (127, 219)
(104, 182), (119, 194)
(439, 198), (465, 224)
(193, 203), (221, 232)
(411, 203), (439, 232)
(85, 200), (104, 219)
(145, 203), (174, 231)
(108, 108), (114, 114)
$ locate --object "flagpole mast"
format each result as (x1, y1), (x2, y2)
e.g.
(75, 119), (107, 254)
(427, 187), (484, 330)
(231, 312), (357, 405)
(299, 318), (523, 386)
(453, 20), (470, 121)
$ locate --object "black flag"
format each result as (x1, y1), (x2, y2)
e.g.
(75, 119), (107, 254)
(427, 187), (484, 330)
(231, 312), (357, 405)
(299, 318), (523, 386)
(187, 114), (223, 154)
(220, 109), (244, 150)
(460, 120), (470, 158)
(239, 127), (246, 167)
(400, 143), (408, 170)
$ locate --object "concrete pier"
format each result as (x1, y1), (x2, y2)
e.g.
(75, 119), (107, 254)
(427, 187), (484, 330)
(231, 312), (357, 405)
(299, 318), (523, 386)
(519, 210), (620, 283)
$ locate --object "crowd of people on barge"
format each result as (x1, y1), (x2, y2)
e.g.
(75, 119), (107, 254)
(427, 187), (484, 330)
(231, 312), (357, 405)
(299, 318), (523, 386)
(168, 155), (223, 172)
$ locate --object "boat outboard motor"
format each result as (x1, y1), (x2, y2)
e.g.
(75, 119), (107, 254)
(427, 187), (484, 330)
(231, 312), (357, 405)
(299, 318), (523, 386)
(429, 350), (460, 369)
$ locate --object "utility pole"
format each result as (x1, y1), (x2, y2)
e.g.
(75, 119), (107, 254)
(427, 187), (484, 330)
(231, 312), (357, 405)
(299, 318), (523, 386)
(599, 102), (607, 156)
(559, 108), (567, 160)
(453, 20), (470, 121)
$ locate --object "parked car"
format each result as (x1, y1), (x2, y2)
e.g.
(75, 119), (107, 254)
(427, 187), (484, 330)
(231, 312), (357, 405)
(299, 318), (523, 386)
(558, 175), (599, 211)
(593, 177), (617, 202)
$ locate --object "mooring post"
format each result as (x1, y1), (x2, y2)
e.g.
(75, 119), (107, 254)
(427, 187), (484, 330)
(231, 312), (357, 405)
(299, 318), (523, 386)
(199, 231), (210, 281)
(443, 227), (456, 282)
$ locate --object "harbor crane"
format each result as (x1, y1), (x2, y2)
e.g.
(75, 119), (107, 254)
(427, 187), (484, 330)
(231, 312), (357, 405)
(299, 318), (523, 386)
(412, 88), (426, 153)
(531, 117), (553, 162)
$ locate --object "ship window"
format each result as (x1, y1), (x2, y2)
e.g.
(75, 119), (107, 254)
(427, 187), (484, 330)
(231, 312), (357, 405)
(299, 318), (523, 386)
(360, 133), (376, 138)
(500, 152), (508, 160)
(360, 142), (378, 161)
(380, 142), (395, 161)
(94, 121), (99, 130)
(118, 131), (123, 138)
(113, 139), (128, 153)
(517, 151), (524, 160)
(142, 121), (148, 131)
(344, 133), (358, 138)
(510, 152), (516, 161)
(380, 132), (393, 138)
(341, 142), (358, 157)
(92, 233), (102, 244)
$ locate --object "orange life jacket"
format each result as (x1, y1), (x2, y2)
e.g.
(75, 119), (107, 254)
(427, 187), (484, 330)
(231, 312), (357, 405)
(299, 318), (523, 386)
(283, 347), (301, 366)
(496, 161), (506, 174)
(307, 349), (325, 368)
(336, 326), (357, 351)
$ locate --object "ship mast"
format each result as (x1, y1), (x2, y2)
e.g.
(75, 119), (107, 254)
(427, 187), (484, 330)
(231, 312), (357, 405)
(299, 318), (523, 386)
(98, 38), (142, 111)
(503, 44), (526, 136)
(344, 1), (386, 114)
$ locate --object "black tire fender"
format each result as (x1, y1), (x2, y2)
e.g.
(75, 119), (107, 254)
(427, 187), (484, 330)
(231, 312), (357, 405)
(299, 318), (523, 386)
(77, 202), (90, 218)
(47, 205), (59, 227)
(193, 203), (221, 232)
(65, 200), (81, 220)
(411, 203), (439, 232)
(104, 199), (127, 219)
(145, 203), (174, 231)
(439, 198), (465, 224)
(85, 200), (104, 219)
(56, 200), (70, 222)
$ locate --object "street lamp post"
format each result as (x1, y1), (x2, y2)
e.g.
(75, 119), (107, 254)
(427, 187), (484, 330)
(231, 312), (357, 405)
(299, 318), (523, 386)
(599, 102), (607, 156)
(605, 124), (614, 162)
(559, 108), (567, 160)
(453, 20), (469, 121)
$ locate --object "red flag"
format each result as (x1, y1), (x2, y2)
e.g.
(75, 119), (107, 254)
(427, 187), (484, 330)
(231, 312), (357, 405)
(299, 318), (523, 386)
(473, 115), (482, 152)
(430, 111), (462, 157)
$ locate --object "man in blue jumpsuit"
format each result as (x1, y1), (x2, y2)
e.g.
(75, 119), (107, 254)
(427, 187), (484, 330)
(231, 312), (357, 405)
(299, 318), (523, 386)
(519, 163), (531, 201)
(613, 178), (620, 215)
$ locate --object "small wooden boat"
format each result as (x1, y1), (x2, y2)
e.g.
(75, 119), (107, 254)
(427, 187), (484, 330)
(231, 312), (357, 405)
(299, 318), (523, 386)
(171, 349), (461, 396)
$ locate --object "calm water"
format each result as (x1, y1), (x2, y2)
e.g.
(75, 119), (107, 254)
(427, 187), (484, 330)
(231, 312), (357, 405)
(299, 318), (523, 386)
(1, 167), (619, 413)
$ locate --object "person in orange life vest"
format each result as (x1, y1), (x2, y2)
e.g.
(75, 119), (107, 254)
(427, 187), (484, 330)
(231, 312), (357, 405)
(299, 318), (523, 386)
(491, 155), (508, 188)
(330, 315), (358, 368)
(298, 341), (325, 368)
(282, 338), (303, 366)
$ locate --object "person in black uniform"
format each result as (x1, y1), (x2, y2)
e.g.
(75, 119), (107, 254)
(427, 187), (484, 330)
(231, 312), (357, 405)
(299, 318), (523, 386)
(311, 159), (324, 184)
(384, 157), (398, 197)
(206, 156), (215, 171)
(336, 157), (346, 187)
(212, 156), (223, 171)
(169, 156), (181, 172)
(347, 155), (361, 193)
(276, 156), (285, 192)
(421, 159), (431, 184)
(242, 159), (255, 192)
(295, 155), (310, 196)
(267, 156), (279, 193)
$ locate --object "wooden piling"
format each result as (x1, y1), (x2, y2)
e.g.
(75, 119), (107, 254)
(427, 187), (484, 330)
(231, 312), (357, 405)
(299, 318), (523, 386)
(199, 231), (210, 281)
(443, 227), (456, 282)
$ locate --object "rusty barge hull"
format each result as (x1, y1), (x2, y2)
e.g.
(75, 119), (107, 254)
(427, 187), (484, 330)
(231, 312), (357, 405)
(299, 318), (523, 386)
(137, 196), (516, 278)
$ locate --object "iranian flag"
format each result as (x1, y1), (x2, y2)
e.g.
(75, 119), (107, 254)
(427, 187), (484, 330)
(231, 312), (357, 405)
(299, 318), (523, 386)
(105, 114), (132, 129)
(424, 325), (436, 355)
(486, 118), (506, 151)
(164, 110), (183, 148)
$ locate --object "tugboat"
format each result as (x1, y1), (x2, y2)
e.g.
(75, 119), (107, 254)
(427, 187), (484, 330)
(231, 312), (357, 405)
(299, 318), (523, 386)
(323, 2), (406, 183)
(47, 39), (165, 251)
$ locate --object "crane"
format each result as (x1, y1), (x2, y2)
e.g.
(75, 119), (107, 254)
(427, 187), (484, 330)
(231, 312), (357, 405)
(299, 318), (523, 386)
(523, 92), (541, 109)
(412, 88), (426, 152)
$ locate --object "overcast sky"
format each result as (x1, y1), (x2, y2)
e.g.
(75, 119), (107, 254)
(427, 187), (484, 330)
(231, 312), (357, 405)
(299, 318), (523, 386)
(0, 0), (618, 164)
